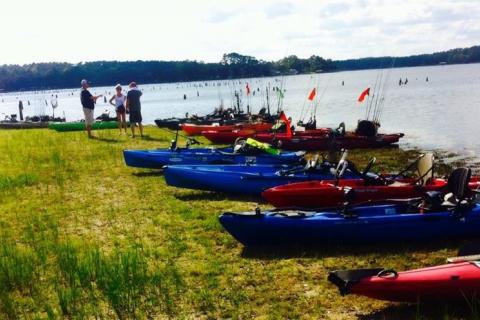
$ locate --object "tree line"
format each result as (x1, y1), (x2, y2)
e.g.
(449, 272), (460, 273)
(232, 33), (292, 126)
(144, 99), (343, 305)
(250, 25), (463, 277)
(0, 46), (479, 92)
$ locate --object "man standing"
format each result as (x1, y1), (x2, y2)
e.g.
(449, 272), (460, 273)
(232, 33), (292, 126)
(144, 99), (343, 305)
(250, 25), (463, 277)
(125, 82), (143, 137)
(80, 79), (102, 138)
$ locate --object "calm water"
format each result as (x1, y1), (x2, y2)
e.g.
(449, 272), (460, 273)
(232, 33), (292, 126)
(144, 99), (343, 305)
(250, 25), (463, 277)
(1, 63), (479, 166)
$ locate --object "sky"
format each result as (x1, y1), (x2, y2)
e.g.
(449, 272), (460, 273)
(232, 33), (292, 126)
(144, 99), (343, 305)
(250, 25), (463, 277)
(1, 0), (479, 65)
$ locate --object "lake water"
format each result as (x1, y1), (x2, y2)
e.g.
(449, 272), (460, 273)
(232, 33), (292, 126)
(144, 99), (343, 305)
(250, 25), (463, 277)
(1, 63), (479, 167)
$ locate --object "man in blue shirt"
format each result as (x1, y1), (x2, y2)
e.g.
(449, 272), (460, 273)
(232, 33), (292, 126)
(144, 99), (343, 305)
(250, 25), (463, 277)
(80, 79), (102, 138)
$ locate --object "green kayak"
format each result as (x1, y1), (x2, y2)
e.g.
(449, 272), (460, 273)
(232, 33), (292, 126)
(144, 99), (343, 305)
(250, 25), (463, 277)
(48, 121), (128, 132)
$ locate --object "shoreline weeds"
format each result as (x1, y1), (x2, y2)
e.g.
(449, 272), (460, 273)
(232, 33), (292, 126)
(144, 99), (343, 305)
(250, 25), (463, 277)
(0, 126), (478, 319)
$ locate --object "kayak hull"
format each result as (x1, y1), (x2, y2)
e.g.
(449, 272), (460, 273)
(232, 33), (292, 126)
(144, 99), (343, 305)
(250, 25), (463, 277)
(219, 204), (480, 246)
(202, 130), (256, 144)
(123, 148), (304, 169)
(181, 122), (273, 136)
(263, 177), (480, 208)
(329, 262), (480, 302)
(49, 121), (126, 132)
(164, 164), (360, 195)
(202, 128), (332, 145)
(0, 122), (49, 129)
(254, 133), (404, 151)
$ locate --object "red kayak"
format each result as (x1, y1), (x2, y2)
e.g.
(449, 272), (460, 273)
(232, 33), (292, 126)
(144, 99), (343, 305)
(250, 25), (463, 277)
(253, 131), (404, 151)
(202, 129), (257, 144)
(329, 261), (480, 302)
(202, 128), (332, 144)
(181, 122), (273, 136)
(263, 177), (480, 208)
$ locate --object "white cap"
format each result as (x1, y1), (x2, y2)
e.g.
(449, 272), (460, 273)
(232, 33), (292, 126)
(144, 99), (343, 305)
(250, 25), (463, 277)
(81, 79), (88, 86)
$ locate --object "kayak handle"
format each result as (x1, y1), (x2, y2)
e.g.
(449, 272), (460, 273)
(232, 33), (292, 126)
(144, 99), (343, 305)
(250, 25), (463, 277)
(377, 269), (398, 278)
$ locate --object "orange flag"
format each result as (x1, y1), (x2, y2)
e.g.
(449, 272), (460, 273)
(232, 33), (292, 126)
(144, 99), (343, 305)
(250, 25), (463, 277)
(307, 88), (316, 101)
(279, 111), (293, 139)
(358, 87), (370, 102)
(246, 83), (251, 95)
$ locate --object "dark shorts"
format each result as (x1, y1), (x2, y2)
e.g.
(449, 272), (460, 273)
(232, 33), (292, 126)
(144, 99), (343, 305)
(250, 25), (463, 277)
(116, 105), (126, 114)
(129, 106), (142, 123)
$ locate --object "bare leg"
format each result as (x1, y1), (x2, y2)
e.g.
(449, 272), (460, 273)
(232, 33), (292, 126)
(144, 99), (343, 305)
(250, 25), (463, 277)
(117, 112), (122, 133)
(139, 123), (144, 137)
(86, 125), (93, 138)
(131, 123), (136, 137)
(122, 114), (127, 133)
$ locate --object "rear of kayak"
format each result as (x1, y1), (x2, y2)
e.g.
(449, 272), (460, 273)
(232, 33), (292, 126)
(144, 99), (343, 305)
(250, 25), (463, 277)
(329, 262), (480, 302)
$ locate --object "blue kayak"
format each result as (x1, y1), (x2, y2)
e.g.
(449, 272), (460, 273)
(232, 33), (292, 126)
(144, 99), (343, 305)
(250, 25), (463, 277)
(164, 162), (361, 195)
(219, 203), (480, 247)
(124, 147), (305, 169)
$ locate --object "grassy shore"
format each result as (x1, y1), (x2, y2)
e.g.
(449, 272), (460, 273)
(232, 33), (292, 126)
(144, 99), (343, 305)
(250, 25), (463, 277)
(0, 126), (477, 319)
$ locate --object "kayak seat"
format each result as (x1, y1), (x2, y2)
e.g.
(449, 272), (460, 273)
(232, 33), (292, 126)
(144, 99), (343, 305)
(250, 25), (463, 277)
(416, 153), (434, 186)
(442, 168), (472, 210)
(389, 181), (411, 187)
(328, 268), (384, 295)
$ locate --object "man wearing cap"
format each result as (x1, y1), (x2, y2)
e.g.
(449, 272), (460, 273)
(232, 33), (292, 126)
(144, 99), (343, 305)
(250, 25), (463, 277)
(80, 79), (102, 138)
(125, 82), (143, 137)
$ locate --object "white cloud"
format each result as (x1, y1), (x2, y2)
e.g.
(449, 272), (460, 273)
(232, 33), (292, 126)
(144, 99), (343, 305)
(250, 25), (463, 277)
(264, 1), (296, 19)
(0, 0), (478, 64)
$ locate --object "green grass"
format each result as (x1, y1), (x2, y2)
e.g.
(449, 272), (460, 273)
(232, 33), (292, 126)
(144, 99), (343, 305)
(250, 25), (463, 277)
(0, 126), (477, 319)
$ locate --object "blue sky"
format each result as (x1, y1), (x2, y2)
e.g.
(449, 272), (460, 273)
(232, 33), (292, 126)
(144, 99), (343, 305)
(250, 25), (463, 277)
(1, 0), (479, 64)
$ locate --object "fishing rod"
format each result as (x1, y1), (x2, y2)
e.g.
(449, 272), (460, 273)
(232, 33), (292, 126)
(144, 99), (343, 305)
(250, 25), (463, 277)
(276, 76), (286, 114)
(313, 73), (333, 126)
(246, 78), (251, 115)
(298, 75), (315, 124)
(157, 126), (201, 147)
(266, 84), (271, 115)
(366, 68), (382, 120)
(374, 57), (396, 122)
(371, 68), (385, 121)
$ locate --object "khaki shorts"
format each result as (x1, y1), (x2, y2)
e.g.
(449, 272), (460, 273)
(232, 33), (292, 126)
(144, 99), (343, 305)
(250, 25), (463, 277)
(83, 108), (95, 126)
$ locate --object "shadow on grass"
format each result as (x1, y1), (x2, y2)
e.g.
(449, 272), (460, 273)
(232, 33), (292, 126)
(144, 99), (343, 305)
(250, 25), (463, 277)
(174, 191), (264, 203)
(359, 300), (479, 320)
(132, 170), (164, 177)
(240, 238), (469, 260)
(93, 136), (121, 143)
(140, 135), (170, 142)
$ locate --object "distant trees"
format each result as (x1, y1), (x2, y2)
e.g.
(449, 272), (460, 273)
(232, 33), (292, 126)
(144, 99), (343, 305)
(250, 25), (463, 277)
(336, 46), (480, 70)
(0, 46), (479, 92)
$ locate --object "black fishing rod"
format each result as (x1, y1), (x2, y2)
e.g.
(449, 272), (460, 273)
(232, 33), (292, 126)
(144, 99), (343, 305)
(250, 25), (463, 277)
(157, 126), (201, 149)
(266, 85), (271, 115)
